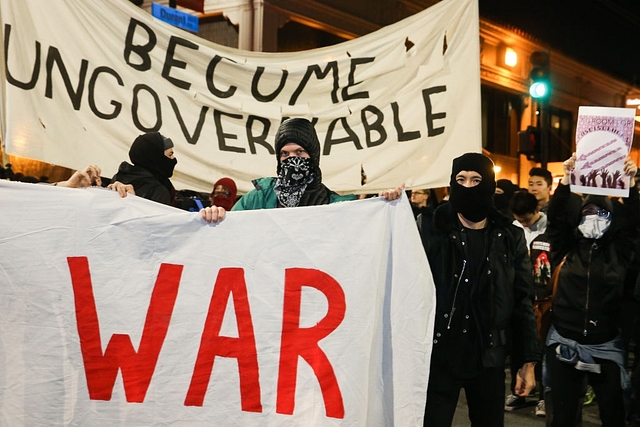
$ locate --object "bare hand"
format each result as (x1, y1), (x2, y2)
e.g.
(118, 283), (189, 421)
(107, 181), (135, 197)
(57, 165), (102, 188)
(200, 206), (226, 224)
(562, 153), (576, 176)
(378, 183), (405, 201)
(624, 156), (638, 187)
(514, 362), (536, 397)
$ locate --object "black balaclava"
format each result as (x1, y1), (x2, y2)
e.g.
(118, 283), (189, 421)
(273, 118), (331, 207)
(129, 132), (177, 179)
(448, 152), (496, 222)
(128, 132), (177, 200)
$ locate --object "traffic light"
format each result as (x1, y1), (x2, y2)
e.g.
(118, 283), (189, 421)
(518, 126), (541, 161)
(529, 51), (550, 100)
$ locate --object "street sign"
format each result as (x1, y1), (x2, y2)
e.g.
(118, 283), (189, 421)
(151, 3), (199, 33)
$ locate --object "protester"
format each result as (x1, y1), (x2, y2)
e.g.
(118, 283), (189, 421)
(494, 178), (521, 219)
(50, 164), (134, 197)
(528, 167), (553, 213)
(418, 152), (540, 427)
(505, 189), (551, 417)
(217, 117), (402, 212)
(545, 153), (639, 427)
(210, 177), (238, 211)
(410, 189), (434, 219)
(111, 132), (177, 205)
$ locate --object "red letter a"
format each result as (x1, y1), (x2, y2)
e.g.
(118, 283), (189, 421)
(185, 268), (261, 411)
(68, 257), (182, 402)
(276, 268), (346, 418)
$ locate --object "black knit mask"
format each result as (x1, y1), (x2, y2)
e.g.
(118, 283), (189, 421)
(129, 132), (177, 179)
(448, 153), (496, 222)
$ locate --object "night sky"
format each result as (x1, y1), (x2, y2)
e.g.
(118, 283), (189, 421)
(479, 0), (640, 86)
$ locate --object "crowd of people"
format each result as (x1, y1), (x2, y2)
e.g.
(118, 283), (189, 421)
(3, 117), (640, 427)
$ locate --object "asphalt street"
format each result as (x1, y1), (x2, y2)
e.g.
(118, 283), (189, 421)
(450, 369), (602, 427)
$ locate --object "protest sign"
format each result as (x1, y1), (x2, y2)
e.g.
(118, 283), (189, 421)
(0, 0), (480, 193)
(573, 106), (636, 197)
(0, 181), (435, 425)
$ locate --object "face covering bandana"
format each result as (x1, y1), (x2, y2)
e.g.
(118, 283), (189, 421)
(274, 156), (314, 208)
(578, 215), (611, 239)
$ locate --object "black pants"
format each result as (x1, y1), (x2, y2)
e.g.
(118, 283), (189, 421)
(424, 362), (505, 427)
(546, 344), (625, 427)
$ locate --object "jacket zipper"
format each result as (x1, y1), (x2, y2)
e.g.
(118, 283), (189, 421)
(447, 259), (467, 329)
(583, 242), (596, 336)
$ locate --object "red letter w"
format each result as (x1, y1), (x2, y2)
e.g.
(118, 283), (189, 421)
(67, 256), (183, 402)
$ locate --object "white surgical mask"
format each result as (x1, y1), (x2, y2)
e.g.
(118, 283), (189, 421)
(578, 215), (611, 239)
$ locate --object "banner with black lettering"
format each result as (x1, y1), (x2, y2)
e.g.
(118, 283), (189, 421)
(0, 0), (480, 193)
(0, 180), (435, 426)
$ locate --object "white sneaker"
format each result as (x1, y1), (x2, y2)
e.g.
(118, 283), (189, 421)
(535, 400), (546, 417)
(504, 394), (527, 411)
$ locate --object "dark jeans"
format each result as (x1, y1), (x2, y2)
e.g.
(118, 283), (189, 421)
(546, 344), (626, 427)
(424, 362), (505, 427)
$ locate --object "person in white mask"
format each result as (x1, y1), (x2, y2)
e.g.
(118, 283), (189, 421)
(544, 152), (638, 427)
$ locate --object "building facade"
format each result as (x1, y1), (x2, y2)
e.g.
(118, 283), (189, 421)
(141, 0), (640, 187)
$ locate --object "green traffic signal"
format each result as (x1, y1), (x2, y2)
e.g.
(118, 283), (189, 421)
(529, 51), (550, 100)
(530, 81), (549, 98)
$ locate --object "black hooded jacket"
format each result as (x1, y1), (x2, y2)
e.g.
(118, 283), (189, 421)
(112, 132), (176, 205)
(547, 183), (640, 344)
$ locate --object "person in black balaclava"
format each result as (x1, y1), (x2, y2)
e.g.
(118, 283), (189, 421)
(228, 117), (403, 211)
(417, 152), (540, 427)
(111, 132), (177, 205)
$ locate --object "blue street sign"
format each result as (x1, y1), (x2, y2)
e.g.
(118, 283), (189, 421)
(151, 3), (199, 33)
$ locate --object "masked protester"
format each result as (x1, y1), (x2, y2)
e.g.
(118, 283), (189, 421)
(199, 117), (403, 220)
(232, 118), (356, 211)
(112, 132), (177, 205)
(210, 177), (237, 211)
(544, 153), (639, 427)
(417, 152), (540, 427)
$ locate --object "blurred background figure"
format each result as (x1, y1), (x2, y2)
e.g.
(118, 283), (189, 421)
(494, 178), (521, 220)
(410, 188), (434, 219)
(112, 132), (177, 205)
(210, 177), (238, 211)
(528, 167), (553, 214)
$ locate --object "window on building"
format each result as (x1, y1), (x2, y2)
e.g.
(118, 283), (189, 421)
(278, 21), (348, 52)
(481, 85), (523, 156)
(198, 15), (239, 48)
(549, 107), (573, 162)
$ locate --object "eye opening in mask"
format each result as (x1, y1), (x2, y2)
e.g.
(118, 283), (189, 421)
(581, 204), (611, 220)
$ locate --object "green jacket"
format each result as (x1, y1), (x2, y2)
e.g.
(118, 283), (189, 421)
(232, 177), (357, 211)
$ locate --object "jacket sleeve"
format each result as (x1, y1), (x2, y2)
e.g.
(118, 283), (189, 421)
(511, 226), (543, 363)
(614, 184), (640, 269)
(546, 183), (581, 266)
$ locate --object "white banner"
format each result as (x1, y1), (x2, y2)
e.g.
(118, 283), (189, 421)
(0, 0), (480, 194)
(0, 180), (435, 426)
